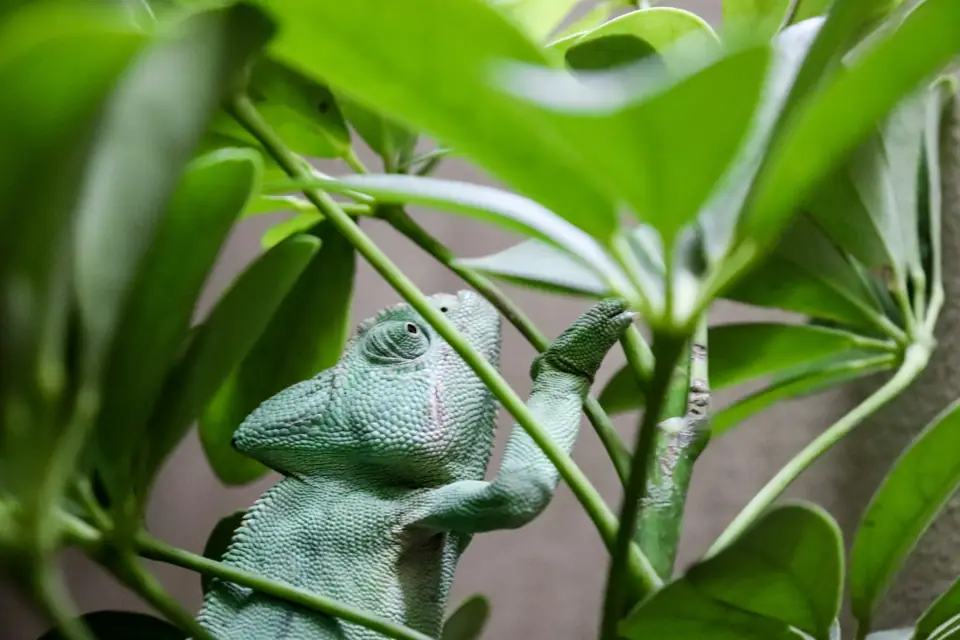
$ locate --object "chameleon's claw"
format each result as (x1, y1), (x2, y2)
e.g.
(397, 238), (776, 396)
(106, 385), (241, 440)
(539, 298), (635, 381)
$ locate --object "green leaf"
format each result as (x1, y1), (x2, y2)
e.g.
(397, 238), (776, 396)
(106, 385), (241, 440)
(921, 78), (956, 307)
(850, 399), (960, 629)
(457, 239), (607, 297)
(569, 7), (720, 72)
(917, 578), (960, 640)
(209, 57), (350, 159)
(442, 595), (490, 640)
(600, 322), (886, 414)
(143, 235), (321, 496)
(620, 578), (794, 640)
(488, 0), (580, 42)
(201, 510), (246, 594)
(564, 34), (659, 72)
(262, 212), (325, 248)
(243, 194), (314, 218)
(73, 4), (273, 380)
(0, 4), (146, 498)
(500, 44), (769, 252)
(712, 352), (895, 436)
(260, 0), (619, 239)
(550, 1), (616, 42)
(38, 611), (180, 640)
(201, 223), (355, 485)
(336, 96), (417, 171)
(300, 174), (631, 297)
(723, 214), (886, 329)
(723, 0), (793, 39)
(741, 0), (960, 253)
(95, 149), (261, 505)
(686, 503), (844, 640)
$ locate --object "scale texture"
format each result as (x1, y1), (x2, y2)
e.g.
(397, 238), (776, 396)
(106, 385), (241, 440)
(196, 291), (632, 639)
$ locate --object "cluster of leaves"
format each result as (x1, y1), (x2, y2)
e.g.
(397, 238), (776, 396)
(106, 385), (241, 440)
(3, 0), (960, 639)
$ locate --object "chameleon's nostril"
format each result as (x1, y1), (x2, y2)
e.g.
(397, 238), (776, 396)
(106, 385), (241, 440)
(230, 436), (239, 450)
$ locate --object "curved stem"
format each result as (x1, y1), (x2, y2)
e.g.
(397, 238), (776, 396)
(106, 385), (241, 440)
(32, 563), (95, 640)
(113, 553), (214, 640)
(228, 95), (661, 595)
(135, 535), (433, 640)
(707, 343), (930, 556)
(600, 333), (686, 640)
(379, 204), (632, 484)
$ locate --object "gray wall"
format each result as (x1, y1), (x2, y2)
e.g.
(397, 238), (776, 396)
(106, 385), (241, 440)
(6, 1), (959, 638)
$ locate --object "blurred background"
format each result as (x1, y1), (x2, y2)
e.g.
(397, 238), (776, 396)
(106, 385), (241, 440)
(5, 0), (960, 638)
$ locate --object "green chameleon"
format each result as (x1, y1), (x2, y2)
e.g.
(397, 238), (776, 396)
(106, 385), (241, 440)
(197, 291), (634, 639)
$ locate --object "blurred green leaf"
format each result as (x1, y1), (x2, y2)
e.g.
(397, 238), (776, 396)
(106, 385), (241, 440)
(850, 398), (960, 630)
(790, 0), (832, 23)
(501, 45), (768, 253)
(38, 611), (180, 640)
(550, 1), (616, 42)
(567, 7), (720, 72)
(687, 503), (844, 639)
(96, 149), (261, 507)
(441, 594), (490, 640)
(262, 212), (325, 249)
(488, 0), (580, 42)
(723, 215), (886, 329)
(201, 223), (355, 485)
(620, 578), (794, 640)
(243, 194), (315, 218)
(599, 323), (890, 415)
(260, 0), (620, 239)
(297, 174), (632, 297)
(723, 0), (793, 39)
(0, 3), (146, 498)
(73, 3), (273, 381)
(142, 235), (320, 496)
(209, 57), (350, 159)
(740, 0), (960, 255)
(201, 510), (246, 593)
(712, 352), (895, 435)
(917, 576), (960, 639)
(564, 34), (659, 72)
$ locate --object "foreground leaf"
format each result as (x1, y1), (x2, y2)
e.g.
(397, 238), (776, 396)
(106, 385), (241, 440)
(261, 0), (619, 239)
(38, 611), (180, 640)
(144, 235), (320, 496)
(689, 503), (844, 639)
(442, 595), (490, 640)
(201, 224), (354, 485)
(96, 149), (261, 505)
(850, 399), (960, 630)
(201, 510), (246, 593)
(723, 0), (794, 39)
(599, 323), (888, 415)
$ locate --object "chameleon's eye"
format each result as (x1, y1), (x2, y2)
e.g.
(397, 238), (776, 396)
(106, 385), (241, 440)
(363, 320), (430, 363)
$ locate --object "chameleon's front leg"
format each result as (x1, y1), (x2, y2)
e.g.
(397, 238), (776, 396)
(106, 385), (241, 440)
(416, 299), (634, 533)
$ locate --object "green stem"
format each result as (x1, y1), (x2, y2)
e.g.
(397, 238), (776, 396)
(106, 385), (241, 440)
(113, 554), (214, 640)
(228, 95), (661, 594)
(32, 564), (95, 640)
(379, 204), (633, 483)
(135, 537), (432, 640)
(635, 318), (710, 579)
(600, 334), (686, 640)
(707, 343), (930, 556)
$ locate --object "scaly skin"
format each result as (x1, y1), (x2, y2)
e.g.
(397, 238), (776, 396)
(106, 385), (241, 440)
(197, 291), (634, 639)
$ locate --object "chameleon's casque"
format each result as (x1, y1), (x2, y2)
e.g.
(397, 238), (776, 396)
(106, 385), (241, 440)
(198, 292), (633, 639)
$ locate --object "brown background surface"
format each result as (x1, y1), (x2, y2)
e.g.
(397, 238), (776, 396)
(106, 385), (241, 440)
(6, 1), (960, 638)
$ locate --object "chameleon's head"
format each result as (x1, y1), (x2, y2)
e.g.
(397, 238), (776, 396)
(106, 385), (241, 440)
(232, 290), (502, 483)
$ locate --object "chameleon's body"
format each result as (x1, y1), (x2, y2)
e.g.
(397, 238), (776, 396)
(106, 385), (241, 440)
(197, 291), (633, 639)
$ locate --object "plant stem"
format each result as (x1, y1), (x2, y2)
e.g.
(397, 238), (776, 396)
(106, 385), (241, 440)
(600, 333), (686, 640)
(379, 204), (633, 483)
(228, 95), (661, 594)
(32, 564), (95, 640)
(135, 537), (433, 640)
(113, 553), (214, 640)
(635, 319), (710, 580)
(707, 342), (930, 556)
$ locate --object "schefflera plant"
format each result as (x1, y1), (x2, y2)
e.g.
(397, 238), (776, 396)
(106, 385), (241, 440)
(4, 0), (960, 640)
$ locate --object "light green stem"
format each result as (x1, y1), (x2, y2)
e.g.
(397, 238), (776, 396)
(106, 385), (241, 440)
(227, 95), (661, 595)
(707, 343), (930, 556)
(379, 205), (633, 484)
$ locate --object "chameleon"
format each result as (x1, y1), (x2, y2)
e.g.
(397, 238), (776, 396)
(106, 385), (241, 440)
(196, 290), (635, 639)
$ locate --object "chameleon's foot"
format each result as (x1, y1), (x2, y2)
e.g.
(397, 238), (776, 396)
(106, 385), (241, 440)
(537, 298), (635, 382)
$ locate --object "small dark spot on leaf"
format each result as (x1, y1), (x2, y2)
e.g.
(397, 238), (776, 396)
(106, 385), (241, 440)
(318, 100), (330, 114)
